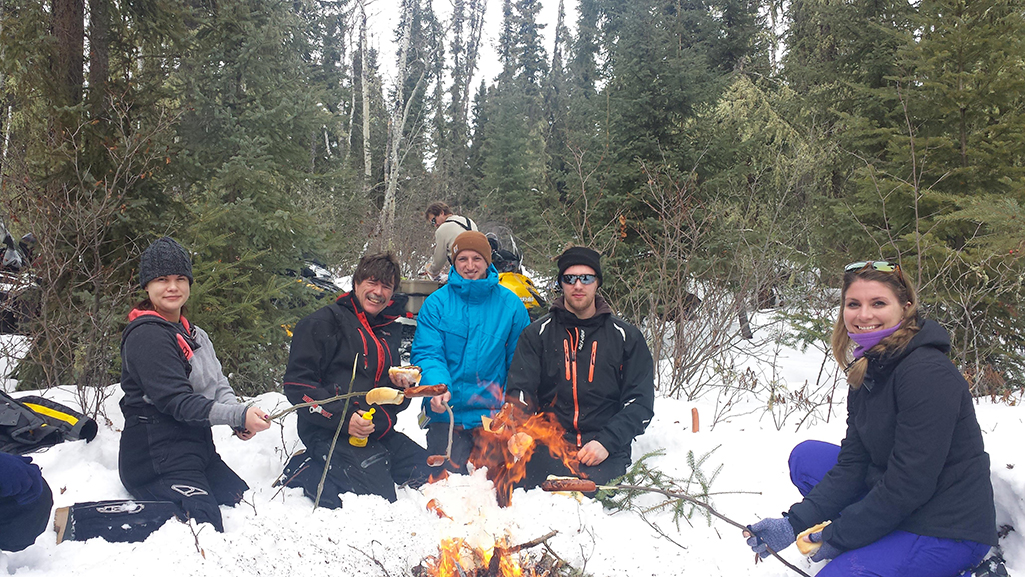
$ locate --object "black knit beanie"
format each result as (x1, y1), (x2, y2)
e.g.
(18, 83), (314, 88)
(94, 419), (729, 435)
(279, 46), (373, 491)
(557, 246), (602, 286)
(139, 237), (193, 289)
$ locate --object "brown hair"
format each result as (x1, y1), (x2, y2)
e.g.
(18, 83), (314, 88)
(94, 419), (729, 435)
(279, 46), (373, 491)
(352, 252), (401, 290)
(425, 201), (451, 221)
(830, 263), (920, 388)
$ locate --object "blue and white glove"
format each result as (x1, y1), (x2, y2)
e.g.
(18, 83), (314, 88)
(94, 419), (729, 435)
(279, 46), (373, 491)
(0, 454), (44, 506)
(807, 531), (842, 562)
(745, 517), (796, 559)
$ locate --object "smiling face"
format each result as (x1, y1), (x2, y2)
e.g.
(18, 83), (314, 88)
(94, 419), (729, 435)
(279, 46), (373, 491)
(353, 277), (394, 316)
(145, 275), (191, 322)
(843, 278), (907, 334)
(561, 264), (598, 319)
(454, 250), (487, 280)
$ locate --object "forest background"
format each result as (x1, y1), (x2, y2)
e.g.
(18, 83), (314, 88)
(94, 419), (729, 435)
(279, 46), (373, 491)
(0, 0), (1023, 410)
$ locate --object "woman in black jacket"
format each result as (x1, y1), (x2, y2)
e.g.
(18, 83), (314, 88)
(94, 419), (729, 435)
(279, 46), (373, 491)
(744, 261), (996, 576)
(119, 237), (270, 533)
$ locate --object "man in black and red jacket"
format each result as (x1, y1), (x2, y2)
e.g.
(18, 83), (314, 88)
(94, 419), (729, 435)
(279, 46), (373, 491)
(506, 246), (655, 489)
(282, 252), (428, 506)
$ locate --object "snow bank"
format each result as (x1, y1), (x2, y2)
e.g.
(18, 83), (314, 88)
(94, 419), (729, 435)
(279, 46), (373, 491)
(0, 385), (1020, 577)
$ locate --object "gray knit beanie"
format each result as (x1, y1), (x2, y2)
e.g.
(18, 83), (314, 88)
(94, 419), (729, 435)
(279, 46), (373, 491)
(139, 236), (193, 289)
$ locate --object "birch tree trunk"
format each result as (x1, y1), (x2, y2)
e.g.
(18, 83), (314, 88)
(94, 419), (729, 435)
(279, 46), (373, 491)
(377, 0), (413, 242)
(359, 3), (372, 195)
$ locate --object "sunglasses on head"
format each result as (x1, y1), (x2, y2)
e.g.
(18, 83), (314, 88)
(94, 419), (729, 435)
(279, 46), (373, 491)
(560, 273), (597, 286)
(845, 261), (899, 273)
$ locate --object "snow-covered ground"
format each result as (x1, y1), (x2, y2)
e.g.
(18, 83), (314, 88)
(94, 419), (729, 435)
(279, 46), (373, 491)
(1, 332), (1022, 577)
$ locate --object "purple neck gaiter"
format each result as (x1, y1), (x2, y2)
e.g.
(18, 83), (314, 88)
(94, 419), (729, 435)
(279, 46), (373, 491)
(849, 323), (901, 358)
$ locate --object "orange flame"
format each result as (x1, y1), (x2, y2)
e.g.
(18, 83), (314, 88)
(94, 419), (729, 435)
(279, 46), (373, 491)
(471, 402), (581, 507)
(422, 537), (534, 577)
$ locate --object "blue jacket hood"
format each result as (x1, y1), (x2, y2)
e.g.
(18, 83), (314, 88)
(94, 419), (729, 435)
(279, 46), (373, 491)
(446, 264), (500, 302)
(410, 265), (530, 429)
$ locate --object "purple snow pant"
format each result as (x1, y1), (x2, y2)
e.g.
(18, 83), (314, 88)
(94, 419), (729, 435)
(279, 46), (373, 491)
(788, 440), (991, 577)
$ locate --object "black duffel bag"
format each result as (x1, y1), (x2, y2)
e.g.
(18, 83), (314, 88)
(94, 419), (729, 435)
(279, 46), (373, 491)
(0, 390), (98, 454)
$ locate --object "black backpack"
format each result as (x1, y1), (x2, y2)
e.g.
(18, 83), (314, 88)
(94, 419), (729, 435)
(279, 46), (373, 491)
(0, 391), (97, 454)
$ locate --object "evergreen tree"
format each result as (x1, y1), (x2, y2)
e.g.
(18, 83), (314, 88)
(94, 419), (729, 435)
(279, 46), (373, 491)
(479, 0), (550, 235)
(844, 0), (1025, 386)
(171, 0), (328, 393)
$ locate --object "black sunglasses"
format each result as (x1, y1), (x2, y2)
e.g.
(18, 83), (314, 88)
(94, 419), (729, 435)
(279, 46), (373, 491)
(844, 261), (898, 273)
(560, 273), (597, 286)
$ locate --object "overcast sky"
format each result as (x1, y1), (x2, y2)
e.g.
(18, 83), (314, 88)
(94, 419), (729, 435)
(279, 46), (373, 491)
(368, 0), (579, 90)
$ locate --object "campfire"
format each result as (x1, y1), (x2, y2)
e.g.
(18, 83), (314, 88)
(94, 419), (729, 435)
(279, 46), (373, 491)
(415, 402), (587, 577)
(413, 534), (561, 577)
(416, 470), (570, 577)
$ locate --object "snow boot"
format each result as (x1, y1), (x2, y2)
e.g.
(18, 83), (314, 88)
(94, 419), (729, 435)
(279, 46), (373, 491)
(54, 500), (181, 544)
(971, 548), (1009, 577)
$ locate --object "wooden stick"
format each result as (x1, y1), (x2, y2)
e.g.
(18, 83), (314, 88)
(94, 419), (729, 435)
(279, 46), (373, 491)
(496, 530), (558, 555)
(313, 355), (359, 510)
(488, 530), (559, 575)
(266, 390), (368, 421)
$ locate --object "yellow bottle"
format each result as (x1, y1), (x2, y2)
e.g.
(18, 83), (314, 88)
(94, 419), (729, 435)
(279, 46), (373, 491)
(348, 408), (376, 447)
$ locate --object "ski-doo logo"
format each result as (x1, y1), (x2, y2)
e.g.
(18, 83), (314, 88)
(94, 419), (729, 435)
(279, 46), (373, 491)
(171, 484), (209, 498)
(94, 502), (145, 514)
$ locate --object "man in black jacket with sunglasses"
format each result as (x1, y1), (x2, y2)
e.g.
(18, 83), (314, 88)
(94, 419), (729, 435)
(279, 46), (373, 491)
(506, 246), (655, 489)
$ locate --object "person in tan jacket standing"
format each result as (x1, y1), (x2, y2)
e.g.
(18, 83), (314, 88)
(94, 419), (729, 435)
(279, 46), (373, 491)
(423, 201), (477, 282)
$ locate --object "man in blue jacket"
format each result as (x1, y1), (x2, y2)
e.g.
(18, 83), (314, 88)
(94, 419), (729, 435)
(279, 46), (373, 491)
(411, 231), (530, 474)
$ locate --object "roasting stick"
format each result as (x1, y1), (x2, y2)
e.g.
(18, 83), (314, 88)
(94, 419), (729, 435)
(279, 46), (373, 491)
(268, 381), (448, 421)
(266, 392), (366, 421)
(427, 402), (455, 467)
(313, 357), (360, 510)
(540, 479), (812, 577)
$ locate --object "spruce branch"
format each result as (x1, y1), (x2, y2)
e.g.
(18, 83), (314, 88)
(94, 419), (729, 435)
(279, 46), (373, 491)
(592, 449), (811, 577)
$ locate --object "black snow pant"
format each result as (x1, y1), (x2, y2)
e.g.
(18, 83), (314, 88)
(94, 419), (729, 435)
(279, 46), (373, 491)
(118, 407), (248, 533)
(426, 423), (478, 475)
(300, 431), (430, 508)
(518, 439), (631, 491)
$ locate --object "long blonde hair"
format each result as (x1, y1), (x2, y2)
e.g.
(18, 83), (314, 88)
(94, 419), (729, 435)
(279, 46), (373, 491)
(830, 263), (920, 388)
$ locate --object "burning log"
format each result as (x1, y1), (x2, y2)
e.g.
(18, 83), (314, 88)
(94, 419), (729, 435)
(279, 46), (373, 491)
(413, 531), (561, 577)
(487, 530), (558, 574)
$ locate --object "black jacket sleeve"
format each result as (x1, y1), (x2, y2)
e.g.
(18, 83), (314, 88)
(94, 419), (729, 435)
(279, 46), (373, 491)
(283, 313), (381, 434)
(284, 314), (349, 432)
(787, 390), (871, 533)
(123, 323), (214, 426)
(594, 321), (655, 455)
(505, 323), (543, 411)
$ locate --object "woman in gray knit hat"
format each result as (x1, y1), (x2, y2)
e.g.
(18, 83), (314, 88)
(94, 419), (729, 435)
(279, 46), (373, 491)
(117, 236), (270, 534)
